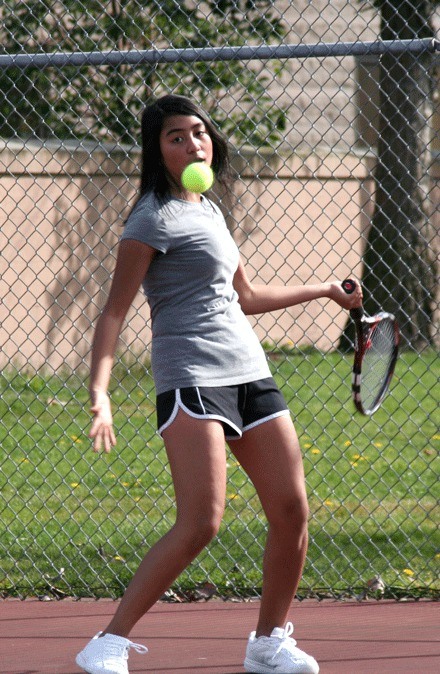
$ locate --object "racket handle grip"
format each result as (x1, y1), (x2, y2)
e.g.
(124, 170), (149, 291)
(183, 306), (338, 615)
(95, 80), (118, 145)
(342, 278), (364, 320)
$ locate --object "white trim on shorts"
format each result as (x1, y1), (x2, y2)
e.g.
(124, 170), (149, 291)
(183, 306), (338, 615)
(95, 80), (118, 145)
(236, 408), (291, 440)
(158, 388), (243, 438)
(158, 389), (290, 439)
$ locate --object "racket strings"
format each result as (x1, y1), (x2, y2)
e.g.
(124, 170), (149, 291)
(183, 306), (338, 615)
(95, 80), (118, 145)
(361, 318), (396, 412)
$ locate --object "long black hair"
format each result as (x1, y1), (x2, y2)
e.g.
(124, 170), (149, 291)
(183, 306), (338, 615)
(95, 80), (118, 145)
(138, 94), (233, 199)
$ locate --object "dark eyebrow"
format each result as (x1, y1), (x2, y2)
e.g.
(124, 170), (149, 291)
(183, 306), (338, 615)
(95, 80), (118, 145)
(164, 122), (206, 137)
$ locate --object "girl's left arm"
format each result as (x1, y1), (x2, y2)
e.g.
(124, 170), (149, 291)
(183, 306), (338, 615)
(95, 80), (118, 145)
(233, 256), (362, 313)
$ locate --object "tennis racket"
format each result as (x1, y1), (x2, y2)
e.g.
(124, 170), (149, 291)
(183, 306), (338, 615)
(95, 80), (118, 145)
(342, 279), (399, 415)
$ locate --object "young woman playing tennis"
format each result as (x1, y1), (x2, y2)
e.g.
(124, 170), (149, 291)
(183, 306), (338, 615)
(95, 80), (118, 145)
(76, 94), (362, 674)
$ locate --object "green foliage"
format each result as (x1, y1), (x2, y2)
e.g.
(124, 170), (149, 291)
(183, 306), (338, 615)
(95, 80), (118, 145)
(0, 0), (287, 147)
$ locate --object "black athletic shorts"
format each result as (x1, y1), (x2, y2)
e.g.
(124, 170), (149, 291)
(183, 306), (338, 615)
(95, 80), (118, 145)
(156, 376), (290, 440)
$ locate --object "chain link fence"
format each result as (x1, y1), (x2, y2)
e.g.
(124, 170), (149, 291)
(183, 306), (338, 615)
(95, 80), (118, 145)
(0, 1), (438, 600)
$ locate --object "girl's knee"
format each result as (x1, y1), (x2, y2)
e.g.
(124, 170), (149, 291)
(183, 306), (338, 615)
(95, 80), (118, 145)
(266, 493), (309, 531)
(194, 514), (223, 547)
(176, 506), (224, 556)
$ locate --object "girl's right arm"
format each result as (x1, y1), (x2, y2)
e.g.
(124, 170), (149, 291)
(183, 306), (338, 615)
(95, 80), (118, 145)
(89, 238), (157, 453)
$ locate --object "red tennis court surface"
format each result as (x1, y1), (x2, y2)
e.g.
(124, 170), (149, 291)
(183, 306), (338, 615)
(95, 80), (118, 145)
(0, 597), (438, 673)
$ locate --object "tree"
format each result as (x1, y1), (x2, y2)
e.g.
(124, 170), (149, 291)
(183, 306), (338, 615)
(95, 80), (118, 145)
(0, 0), (286, 147)
(343, 0), (438, 349)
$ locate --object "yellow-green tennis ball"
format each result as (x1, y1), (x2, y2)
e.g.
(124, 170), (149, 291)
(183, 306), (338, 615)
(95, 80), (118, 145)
(181, 162), (214, 193)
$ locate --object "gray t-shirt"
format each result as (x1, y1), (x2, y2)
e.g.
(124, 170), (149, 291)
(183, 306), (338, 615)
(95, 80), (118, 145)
(121, 192), (271, 394)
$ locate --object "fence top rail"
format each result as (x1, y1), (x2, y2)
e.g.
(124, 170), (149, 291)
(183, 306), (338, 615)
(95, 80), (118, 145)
(0, 38), (438, 70)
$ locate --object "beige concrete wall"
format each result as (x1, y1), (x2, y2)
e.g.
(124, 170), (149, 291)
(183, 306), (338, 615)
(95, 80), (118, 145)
(0, 140), (377, 371)
(0, 140), (136, 371)
(230, 150), (375, 350)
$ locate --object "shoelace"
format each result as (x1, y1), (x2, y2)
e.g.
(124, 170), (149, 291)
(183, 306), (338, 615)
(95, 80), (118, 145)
(100, 635), (148, 660)
(128, 641), (149, 655)
(272, 622), (298, 658)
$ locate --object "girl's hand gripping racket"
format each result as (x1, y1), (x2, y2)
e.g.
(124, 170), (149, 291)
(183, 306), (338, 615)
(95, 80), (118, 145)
(342, 279), (400, 415)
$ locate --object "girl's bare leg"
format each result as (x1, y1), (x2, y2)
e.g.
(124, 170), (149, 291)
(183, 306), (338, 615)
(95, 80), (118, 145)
(103, 411), (227, 637)
(230, 415), (309, 636)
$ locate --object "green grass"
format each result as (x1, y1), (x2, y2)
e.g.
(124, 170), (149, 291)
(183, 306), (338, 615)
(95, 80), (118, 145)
(0, 350), (438, 599)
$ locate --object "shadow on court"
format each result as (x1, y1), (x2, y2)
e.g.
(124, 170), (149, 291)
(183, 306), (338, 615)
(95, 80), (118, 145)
(0, 597), (438, 673)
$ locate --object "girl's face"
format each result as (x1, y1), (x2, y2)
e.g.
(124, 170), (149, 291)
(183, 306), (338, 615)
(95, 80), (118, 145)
(159, 114), (214, 199)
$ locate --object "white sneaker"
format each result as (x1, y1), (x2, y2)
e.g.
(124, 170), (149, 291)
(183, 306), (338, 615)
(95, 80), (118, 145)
(244, 622), (319, 674)
(75, 632), (148, 674)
